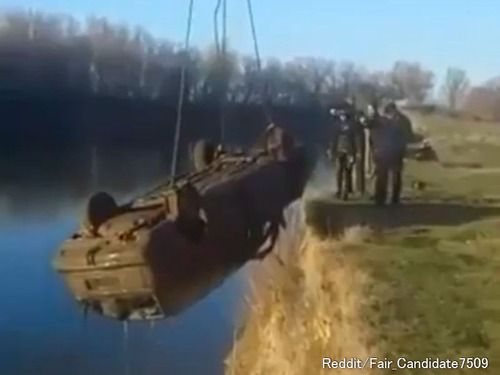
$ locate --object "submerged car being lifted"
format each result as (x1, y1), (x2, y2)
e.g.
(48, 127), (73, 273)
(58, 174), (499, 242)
(52, 125), (311, 321)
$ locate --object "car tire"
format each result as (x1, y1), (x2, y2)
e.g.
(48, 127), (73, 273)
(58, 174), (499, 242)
(193, 139), (216, 171)
(84, 192), (118, 232)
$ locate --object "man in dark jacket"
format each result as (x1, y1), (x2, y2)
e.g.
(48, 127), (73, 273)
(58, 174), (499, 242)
(371, 102), (414, 205)
(329, 108), (357, 200)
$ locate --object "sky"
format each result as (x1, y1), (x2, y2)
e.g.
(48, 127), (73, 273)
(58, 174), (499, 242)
(0, 0), (499, 87)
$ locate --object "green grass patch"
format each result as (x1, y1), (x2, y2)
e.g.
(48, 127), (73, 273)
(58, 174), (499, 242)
(404, 160), (500, 200)
(355, 222), (500, 374)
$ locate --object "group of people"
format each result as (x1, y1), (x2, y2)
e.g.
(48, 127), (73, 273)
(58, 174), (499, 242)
(328, 100), (414, 206)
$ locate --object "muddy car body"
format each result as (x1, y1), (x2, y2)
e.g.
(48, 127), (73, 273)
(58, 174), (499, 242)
(52, 127), (311, 321)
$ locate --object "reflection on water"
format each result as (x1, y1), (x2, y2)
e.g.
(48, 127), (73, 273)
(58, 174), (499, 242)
(0, 148), (247, 375)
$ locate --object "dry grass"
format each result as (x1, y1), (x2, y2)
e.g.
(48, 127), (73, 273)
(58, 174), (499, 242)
(226, 226), (379, 375)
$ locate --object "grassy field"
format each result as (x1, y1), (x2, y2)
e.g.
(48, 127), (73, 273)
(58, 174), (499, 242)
(226, 112), (500, 374)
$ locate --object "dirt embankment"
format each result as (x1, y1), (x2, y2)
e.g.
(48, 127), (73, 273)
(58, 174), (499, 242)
(224, 170), (382, 375)
(225, 221), (379, 375)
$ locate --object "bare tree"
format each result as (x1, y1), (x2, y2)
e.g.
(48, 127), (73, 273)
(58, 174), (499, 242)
(338, 61), (360, 97)
(355, 71), (398, 107)
(390, 61), (434, 104)
(464, 83), (500, 121)
(441, 67), (469, 110)
(200, 45), (239, 103)
(0, 9), (444, 110)
(484, 76), (500, 92)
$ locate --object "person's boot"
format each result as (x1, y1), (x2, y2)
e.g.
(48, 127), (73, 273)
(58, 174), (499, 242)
(391, 195), (401, 205)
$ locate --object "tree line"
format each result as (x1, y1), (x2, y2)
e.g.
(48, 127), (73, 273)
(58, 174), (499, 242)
(0, 10), (498, 119)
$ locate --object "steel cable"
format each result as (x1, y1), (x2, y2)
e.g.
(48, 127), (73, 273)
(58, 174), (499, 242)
(246, 0), (272, 124)
(170, 0), (195, 179)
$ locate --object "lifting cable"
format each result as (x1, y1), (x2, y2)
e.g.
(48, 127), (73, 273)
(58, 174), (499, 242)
(170, 0), (268, 180)
(220, 0), (228, 144)
(213, 0), (222, 54)
(214, 0), (228, 145)
(170, 0), (195, 179)
(246, 0), (272, 124)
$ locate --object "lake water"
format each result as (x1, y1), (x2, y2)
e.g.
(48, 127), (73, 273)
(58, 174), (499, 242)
(0, 148), (248, 375)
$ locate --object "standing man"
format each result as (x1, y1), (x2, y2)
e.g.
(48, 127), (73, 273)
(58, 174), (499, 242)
(371, 102), (414, 205)
(360, 101), (382, 187)
(329, 107), (357, 200)
(353, 108), (368, 196)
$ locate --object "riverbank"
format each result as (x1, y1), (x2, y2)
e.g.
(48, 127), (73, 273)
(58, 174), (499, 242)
(226, 226), (381, 375)
(225, 112), (500, 374)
